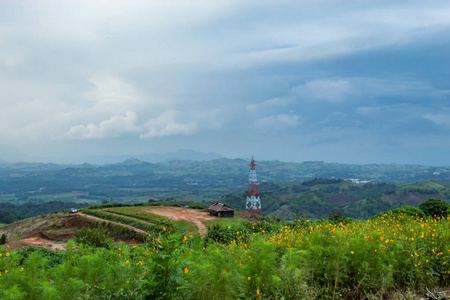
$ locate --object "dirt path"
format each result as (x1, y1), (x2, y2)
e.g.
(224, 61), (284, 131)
(20, 237), (67, 251)
(143, 206), (215, 236)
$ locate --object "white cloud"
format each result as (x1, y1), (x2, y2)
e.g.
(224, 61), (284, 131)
(82, 74), (148, 115)
(140, 110), (197, 139)
(246, 97), (291, 114)
(255, 114), (300, 129)
(355, 106), (381, 116)
(66, 111), (138, 139)
(292, 80), (353, 103)
(423, 114), (450, 127)
(65, 106), (222, 140)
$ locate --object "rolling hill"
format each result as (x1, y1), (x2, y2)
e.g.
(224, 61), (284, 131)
(221, 179), (450, 219)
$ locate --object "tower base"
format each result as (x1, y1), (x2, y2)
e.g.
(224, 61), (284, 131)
(245, 209), (263, 217)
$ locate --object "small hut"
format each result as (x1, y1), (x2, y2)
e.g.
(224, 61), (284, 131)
(208, 202), (235, 218)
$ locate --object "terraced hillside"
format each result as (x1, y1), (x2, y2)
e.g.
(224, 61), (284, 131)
(82, 205), (215, 236)
(0, 203), (222, 250)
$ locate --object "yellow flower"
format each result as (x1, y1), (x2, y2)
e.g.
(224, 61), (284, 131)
(133, 245), (137, 248)
(21, 267), (24, 272)
(184, 268), (189, 273)
(257, 289), (260, 295)
(351, 251), (354, 254)
(6, 253), (10, 257)
(248, 277), (251, 280)
(163, 227), (166, 231)
(4, 270), (7, 274)
(126, 260), (129, 264)
(157, 238), (161, 243)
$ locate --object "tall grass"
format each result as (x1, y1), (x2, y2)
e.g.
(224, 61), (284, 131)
(1, 212), (449, 299)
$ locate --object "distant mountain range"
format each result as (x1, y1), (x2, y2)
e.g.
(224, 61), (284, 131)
(1, 157), (450, 185)
(62, 149), (223, 165)
(0, 156), (449, 196)
(1, 157), (450, 220)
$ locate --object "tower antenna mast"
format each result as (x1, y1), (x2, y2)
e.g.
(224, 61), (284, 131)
(245, 156), (263, 216)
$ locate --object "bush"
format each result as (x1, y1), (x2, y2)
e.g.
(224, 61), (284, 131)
(189, 204), (207, 209)
(418, 199), (450, 218)
(75, 227), (114, 249)
(0, 233), (6, 245)
(392, 205), (426, 219)
(15, 247), (66, 268)
(326, 209), (346, 224)
(370, 205), (426, 220)
(86, 202), (130, 210)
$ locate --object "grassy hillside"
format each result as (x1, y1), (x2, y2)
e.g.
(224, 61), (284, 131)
(222, 179), (450, 219)
(1, 205), (450, 299)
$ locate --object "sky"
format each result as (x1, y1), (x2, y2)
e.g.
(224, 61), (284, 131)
(1, 0), (450, 165)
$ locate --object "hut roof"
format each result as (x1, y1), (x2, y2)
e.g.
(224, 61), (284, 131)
(208, 202), (235, 212)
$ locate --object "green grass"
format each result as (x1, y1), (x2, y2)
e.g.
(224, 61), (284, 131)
(83, 209), (162, 233)
(203, 213), (250, 228)
(105, 207), (199, 234)
(2, 213), (450, 299)
(0, 194), (17, 202)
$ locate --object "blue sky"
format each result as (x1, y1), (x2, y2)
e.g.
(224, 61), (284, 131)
(1, 0), (449, 165)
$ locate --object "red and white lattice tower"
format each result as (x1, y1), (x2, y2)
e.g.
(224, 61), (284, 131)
(245, 156), (263, 216)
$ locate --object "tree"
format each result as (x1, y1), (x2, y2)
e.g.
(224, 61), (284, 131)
(418, 198), (450, 218)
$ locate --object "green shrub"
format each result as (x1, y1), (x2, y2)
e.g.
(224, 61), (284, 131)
(189, 204), (207, 209)
(75, 227), (114, 249)
(15, 247), (66, 268)
(0, 233), (6, 245)
(86, 202), (131, 210)
(418, 199), (450, 218)
(392, 205), (426, 218)
(326, 209), (346, 224)
(140, 233), (189, 299)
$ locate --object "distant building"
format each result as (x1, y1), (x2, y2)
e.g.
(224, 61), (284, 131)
(208, 202), (235, 218)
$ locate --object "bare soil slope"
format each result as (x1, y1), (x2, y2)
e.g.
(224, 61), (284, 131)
(1, 213), (146, 251)
(143, 206), (215, 236)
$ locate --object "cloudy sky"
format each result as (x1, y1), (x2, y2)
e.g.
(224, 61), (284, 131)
(1, 0), (450, 165)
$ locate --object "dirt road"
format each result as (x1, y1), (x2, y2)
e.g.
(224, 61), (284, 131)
(143, 206), (215, 236)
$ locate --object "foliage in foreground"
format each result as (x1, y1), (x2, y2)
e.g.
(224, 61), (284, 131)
(1, 212), (450, 299)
